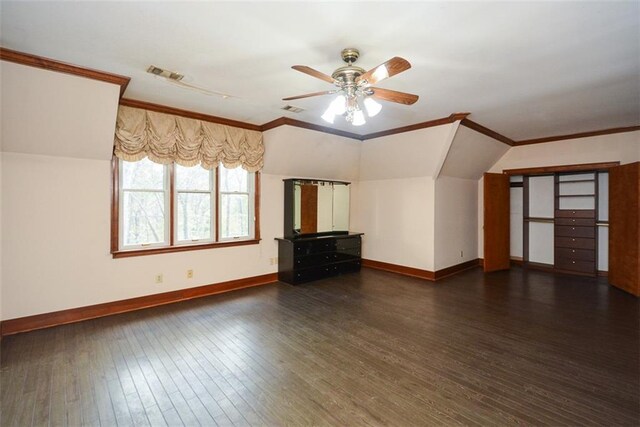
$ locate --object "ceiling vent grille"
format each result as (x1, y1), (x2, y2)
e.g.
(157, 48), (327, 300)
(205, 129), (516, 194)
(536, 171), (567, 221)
(281, 105), (304, 113)
(147, 65), (184, 81)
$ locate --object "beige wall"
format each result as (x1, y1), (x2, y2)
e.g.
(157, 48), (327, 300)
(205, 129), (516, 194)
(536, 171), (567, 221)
(352, 125), (459, 271)
(434, 177), (478, 270)
(478, 131), (640, 258)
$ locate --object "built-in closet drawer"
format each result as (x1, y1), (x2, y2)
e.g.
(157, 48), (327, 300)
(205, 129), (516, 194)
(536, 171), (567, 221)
(555, 236), (596, 250)
(555, 226), (596, 239)
(555, 257), (596, 274)
(555, 247), (596, 261)
(555, 218), (596, 227)
(555, 209), (596, 219)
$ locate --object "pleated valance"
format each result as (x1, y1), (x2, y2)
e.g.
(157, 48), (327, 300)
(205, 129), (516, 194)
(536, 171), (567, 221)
(113, 105), (264, 172)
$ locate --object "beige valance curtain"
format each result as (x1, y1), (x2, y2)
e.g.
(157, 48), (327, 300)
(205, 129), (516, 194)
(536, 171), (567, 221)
(113, 106), (264, 172)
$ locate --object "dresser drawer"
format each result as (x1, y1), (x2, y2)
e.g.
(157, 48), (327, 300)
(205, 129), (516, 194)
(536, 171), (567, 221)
(294, 239), (336, 255)
(555, 225), (595, 238)
(555, 236), (596, 250)
(555, 218), (595, 227)
(555, 209), (595, 219)
(336, 236), (361, 250)
(555, 257), (595, 274)
(293, 265), (338, 283)
(555, 247), (595, 261)
(294, 252), (336, 269)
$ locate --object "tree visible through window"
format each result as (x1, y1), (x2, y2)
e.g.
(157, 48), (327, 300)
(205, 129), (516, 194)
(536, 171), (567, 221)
(116, 158), (255, 252)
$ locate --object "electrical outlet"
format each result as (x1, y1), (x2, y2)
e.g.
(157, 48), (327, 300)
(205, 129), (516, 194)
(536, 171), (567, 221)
(155, 274), (163, 284)
(270, 257), (279, 265)
(187, 269), (193, 279)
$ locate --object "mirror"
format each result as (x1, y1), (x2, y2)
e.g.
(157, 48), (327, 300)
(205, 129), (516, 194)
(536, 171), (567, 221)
(284, 179), (350, 238)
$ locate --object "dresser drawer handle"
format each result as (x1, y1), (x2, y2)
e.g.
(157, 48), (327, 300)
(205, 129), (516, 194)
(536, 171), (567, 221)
(572, 227), (575, 230)
(572, 219), (576, 222)
(572, 261), (576, 264)
(572, 238), (576, 241)
(572, 250), (575, 253)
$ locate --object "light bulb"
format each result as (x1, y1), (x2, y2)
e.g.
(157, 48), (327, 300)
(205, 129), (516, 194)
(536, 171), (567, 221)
(352, 109), (366, 126)
(364, 97), (382, 117)
(330, 95), (347, 115)
(321, 106), (335, 124)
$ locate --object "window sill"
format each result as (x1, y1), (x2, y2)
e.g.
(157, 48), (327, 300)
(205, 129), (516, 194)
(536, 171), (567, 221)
(112, 239), (261, 259)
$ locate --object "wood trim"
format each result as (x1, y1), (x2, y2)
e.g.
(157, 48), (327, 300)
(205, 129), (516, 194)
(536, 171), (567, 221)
(260, 117), (363, 140)
(0, 47), (130, 98)
(503, 162), (620, 176)
(169, 163), (176, 246)
(460, 118), (515, 146)
(0, 273), (278, 336)
(110, 156), (119, 253)
(112, 238), (261, 258)
(515, 125), (640, 146)
(434, 259), (482, 280)
(254, 172), (261, 241)
(362, 259), (435, 281)
(119, 98), (262, 132)
(362, 258), (482, 281)
(360, 113), (470, 140)
(524, 261), (555, 273)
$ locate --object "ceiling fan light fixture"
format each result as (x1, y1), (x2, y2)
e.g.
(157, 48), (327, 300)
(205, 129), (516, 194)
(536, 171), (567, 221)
(321, 106), (336, 124)
(330, 95), (347, 115)
(364, 97), (382, 117)
(352, 109), (366, 126)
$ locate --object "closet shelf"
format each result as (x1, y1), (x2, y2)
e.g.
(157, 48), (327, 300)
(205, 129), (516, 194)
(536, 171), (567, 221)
(557, 194), (595, 198)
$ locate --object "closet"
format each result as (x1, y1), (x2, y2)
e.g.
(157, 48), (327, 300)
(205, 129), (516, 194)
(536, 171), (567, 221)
(510, 170), (608, 277)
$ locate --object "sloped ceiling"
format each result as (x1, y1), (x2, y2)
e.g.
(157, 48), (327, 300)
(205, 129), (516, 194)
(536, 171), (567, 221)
(0, 62), (120, 159)
(439, 125), (510, 180)
(1, 1), (638, 139)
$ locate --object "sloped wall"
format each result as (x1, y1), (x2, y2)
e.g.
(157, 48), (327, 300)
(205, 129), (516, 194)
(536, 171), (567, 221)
(352, 124), (458, 271)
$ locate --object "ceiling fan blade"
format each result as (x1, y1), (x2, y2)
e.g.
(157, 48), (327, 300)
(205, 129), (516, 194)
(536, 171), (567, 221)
(282, 90), (335, 101)
(166, 79), (233, 98)
(370, 87), (419, 105)
(357, 57), (411, 85)
(292, 65), (336, 84)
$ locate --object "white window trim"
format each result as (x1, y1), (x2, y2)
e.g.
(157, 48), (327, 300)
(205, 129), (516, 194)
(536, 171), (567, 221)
(218, 171), (255, 242)
(174, 168), (216, 245)
(118, 162), (170, 250)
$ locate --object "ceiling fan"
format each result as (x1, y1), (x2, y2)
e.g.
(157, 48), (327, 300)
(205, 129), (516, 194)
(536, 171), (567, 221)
(146, 65), (233, 99)
(283, 48), (419, 126)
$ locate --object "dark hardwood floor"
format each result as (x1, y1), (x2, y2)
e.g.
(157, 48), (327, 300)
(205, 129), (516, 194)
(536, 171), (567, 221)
(1, 266), (638, 426)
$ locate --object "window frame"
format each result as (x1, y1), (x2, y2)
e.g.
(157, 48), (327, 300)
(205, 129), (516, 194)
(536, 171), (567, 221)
(111, 157), (261, 258)
(174, 164), (217, 246)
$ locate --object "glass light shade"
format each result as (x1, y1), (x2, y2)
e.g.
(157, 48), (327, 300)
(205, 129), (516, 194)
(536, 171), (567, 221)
(363, 97), (382, 117)
(321, 106), (335, 124)
(352, 109), (366, 126)
(330, 95), (347, 115)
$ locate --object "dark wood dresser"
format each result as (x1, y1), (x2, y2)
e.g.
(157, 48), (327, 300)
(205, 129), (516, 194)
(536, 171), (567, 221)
(276, 233), (363, 285)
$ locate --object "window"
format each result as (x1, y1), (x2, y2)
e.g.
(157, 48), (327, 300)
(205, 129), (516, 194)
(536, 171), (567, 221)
(112, 158), (259, 257)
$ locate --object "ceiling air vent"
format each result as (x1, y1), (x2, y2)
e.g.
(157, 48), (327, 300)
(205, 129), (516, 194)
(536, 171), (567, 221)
(146, 65), (184, 81)
(281, 105), (304, 113)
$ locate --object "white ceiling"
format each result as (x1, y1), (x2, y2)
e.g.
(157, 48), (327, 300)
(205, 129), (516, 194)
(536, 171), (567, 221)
(1, 1), (638, 140)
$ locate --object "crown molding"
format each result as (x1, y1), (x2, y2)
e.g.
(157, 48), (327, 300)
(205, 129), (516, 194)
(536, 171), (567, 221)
(514, 125), (640, 146)
(460, 118), (515, 146)
(260, 116), (362, 140)
(119, 98), (263, 131)
(0, 47), (131, 98)
(360, 113), (470, 140)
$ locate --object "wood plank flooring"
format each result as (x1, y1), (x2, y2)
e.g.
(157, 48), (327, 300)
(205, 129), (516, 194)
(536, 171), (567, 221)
(1, 266), (639, 426)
